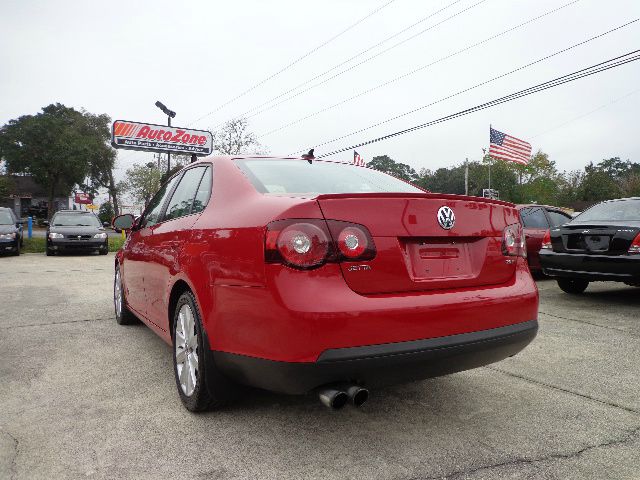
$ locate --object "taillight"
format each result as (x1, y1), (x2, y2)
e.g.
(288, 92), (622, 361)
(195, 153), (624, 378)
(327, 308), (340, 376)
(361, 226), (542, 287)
(541, 229), (552, 250)
(327, 220), (376, 261)
(265, 219), (376, 269)
(628, 233), (640, 254)
(502, 223), (526, 258)
(265, 220), (333, 269)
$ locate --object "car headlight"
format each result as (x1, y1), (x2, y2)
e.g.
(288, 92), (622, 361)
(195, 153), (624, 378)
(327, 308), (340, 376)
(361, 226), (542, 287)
(93, 233), (108, 239)
(49, 232), (64, 239)
(0, 233), (16, 240)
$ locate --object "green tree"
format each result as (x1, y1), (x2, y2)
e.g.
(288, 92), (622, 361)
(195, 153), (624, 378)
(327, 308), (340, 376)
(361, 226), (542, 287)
(119, 164), (162, 207)
(0, 103), (115, 218)
(579, 162), (622, 202)
(211, 117), (264, 155)
(368, 155), (418, 183)
(98, 201), (115, 224)
(0, 175), (14, 198)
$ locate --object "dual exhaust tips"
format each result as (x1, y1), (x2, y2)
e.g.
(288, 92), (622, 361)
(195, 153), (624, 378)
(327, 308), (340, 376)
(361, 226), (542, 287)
(318, 385), (369, 410)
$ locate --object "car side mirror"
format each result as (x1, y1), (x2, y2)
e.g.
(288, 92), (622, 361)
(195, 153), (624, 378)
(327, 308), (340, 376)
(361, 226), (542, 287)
(112, 214), (135, 231)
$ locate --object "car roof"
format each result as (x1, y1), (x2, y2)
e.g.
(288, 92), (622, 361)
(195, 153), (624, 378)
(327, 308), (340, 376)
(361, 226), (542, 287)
(53, 210), (96, 214)
(516, 204), (570, 213)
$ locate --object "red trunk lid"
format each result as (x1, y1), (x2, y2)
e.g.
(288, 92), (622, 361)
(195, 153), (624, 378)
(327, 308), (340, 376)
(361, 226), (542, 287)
(316, 193), (520, 294)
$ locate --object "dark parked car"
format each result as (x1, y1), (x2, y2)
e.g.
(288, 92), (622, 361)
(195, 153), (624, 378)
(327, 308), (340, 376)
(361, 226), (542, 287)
(112, 156), (538, 412)
(0, 207), (23, 256)
(517, 205), (572, 272)
(46, 210), (108, 256)
(540, 198), (640, 293)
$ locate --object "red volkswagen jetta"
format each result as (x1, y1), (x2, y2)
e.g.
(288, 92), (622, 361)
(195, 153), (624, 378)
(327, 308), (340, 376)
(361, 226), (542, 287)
(113, 156), (538, 411)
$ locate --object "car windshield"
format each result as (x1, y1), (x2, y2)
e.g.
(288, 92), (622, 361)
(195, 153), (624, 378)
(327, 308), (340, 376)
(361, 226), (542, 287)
(52, 213), (101, 227)
(574, 199), (640, 222)
(236, 159), (424, 195)
(0, 211), (14, 225)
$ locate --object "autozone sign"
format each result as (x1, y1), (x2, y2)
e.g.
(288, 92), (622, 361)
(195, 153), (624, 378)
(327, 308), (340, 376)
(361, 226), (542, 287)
(111, 120), (213, 156)
(75, 192), (91, 204)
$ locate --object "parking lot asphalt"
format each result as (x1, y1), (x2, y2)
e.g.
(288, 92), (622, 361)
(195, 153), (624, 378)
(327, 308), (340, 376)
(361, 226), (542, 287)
(0, 254), (638, 480)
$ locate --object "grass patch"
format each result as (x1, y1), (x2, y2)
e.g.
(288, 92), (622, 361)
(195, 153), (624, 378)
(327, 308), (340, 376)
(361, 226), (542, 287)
(21, 235), (125, 253)
(22, 237), (47, 253)
(109, 236), (125, 252)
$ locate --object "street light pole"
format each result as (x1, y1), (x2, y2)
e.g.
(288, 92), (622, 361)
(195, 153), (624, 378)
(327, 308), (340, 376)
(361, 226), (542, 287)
(154, 101), (176, 174)
(167, 115), (171, 173)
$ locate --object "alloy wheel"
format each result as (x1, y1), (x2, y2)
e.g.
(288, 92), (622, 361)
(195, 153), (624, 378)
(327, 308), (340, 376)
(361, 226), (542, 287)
(175, 303), (199, 397)
(114, 269), (123, 317)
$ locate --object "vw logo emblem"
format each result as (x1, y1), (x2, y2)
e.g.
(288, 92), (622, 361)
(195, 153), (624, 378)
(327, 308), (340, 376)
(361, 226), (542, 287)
(437, 206), (455, 230)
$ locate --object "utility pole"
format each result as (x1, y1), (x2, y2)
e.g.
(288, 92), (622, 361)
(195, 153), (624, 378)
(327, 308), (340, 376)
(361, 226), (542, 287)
(464, 157), (469, 196)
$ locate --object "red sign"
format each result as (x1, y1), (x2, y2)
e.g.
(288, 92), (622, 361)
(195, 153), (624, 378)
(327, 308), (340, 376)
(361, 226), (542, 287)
(111, 120), (213, 156)
(75, 193), (92, 204)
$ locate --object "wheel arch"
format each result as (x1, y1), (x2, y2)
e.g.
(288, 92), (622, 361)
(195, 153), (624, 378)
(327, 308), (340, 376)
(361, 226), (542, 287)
(167, 277), (211, 349)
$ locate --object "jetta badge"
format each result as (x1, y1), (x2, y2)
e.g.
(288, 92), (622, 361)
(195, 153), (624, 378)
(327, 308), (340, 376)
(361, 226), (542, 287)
(437, 206), (455, 230)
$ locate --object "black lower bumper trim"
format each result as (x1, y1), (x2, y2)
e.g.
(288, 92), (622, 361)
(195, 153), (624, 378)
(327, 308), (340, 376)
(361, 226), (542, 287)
(213, 320), (538, 395)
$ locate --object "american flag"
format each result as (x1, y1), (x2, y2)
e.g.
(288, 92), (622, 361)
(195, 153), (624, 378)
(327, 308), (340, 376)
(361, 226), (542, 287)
(353, 150), (366, 166)
(489, 127), (532, 165)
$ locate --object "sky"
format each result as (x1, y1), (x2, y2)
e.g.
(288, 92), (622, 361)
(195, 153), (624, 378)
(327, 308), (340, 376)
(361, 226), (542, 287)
(2, 0), (640, 190)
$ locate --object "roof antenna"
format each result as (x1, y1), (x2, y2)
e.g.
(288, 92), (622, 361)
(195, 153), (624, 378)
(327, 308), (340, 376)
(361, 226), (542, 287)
(301, 148), (315, 164)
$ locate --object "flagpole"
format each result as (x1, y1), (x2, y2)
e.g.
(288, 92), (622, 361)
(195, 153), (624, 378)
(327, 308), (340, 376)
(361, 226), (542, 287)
(464, 158), (469, 196)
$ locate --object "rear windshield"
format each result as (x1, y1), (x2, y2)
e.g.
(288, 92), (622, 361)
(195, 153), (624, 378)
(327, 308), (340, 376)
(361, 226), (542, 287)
(574, 199), (640, 222)
(52, 213), (101, 227)
(236, 159), (423, 195)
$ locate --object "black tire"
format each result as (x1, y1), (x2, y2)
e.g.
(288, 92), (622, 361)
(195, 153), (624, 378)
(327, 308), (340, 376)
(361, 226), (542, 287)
(99, 248), (108, 255)
(13, 242), (20, 256)
(114, 264), (137, 325)
(557, 278), (589, 294)
(46, 248), (54, 256)
(172, 291), (234, 412)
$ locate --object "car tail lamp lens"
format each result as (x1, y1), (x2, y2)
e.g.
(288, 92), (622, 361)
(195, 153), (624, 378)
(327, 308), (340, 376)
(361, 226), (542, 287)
(502, 223), (526, 258)
(541, 229), (552, 250)
(628, 233), (640, 254)
(266, 221), (331, 268)
(330, 222), (376, 261)
(265, 219), (376, 269)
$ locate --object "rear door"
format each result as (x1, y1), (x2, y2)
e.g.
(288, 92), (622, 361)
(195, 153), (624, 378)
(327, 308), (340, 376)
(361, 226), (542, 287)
(317, 193), (520, 294)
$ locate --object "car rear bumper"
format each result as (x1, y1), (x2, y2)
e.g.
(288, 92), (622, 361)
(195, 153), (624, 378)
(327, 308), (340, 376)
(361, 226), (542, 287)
(207, 258), (538, 362)
(212, 320), (538, 394)
(540, 251), (640, 281)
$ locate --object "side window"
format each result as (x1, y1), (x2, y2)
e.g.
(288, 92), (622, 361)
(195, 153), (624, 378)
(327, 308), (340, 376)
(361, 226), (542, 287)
(163, 167), (206, 221)
(520, 207), (549, 228)
(143, 174), (181, 228)
(547, 210), (571, 227)
(191, 167), (212, 215)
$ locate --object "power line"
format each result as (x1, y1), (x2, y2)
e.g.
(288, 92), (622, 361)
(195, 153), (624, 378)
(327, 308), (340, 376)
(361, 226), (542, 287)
(530, 87), (640, 139)
(313, 50), (640, 159)
(209, 0), (469, 127)
(286, 18), (638, 154)
(187, 0), (398, 126)
(260, 0), (584, 142)
(223, 0), (490, 128)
